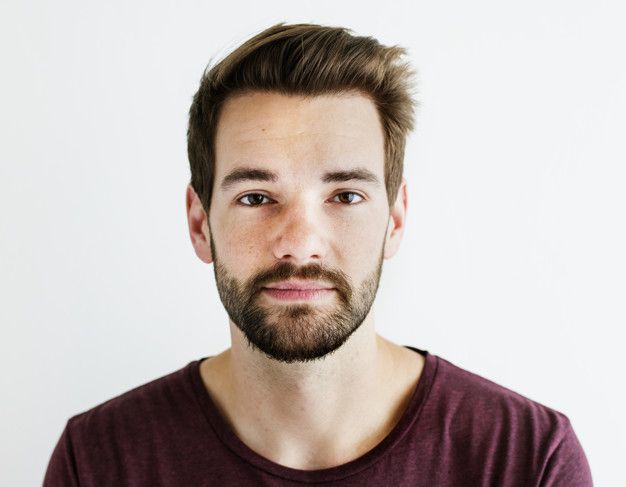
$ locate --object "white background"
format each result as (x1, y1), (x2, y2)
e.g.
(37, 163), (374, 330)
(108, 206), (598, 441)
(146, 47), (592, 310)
(1, 1), (624, 485)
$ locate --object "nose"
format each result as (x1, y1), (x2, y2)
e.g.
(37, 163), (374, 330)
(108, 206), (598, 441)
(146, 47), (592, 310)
(271, 200), (328, 264)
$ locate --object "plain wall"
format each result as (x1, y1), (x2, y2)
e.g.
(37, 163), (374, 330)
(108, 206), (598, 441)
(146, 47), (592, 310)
(1, 1), (624, 485)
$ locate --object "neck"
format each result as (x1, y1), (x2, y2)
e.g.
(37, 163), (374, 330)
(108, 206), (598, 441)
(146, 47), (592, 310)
(200, 310), (422, 470)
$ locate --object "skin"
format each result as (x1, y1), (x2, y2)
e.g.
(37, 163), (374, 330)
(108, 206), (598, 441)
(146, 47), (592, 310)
(186, 91), (425, 470)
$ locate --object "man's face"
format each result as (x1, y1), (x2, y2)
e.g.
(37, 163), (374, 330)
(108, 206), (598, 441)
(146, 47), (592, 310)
(205, 91), (396, 363)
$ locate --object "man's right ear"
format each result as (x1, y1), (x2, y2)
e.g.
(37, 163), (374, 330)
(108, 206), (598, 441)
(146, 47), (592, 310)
(186, 183), (213, 264)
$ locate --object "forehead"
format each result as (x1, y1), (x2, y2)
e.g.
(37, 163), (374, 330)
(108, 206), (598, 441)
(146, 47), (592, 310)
(214, 91), (385, 178)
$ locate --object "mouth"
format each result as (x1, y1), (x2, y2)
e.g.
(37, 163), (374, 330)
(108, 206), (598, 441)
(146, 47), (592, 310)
(261, 286), (335, 301)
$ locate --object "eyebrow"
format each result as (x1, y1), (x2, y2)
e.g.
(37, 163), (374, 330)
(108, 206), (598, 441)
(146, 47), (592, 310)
(220, 166), (381, 191)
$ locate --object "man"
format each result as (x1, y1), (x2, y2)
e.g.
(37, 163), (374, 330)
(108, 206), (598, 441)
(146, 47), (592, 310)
(44, 23), (593, 486)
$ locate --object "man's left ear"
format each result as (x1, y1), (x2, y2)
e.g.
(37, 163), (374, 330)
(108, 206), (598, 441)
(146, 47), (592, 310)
(384, 178), (408, 259)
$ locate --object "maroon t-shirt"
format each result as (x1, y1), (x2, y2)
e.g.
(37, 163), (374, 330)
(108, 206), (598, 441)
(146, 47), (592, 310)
(43, 348), (593, 486)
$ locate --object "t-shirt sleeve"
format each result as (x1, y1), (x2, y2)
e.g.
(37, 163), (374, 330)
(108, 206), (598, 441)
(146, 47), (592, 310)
(43, 420), (80, 487)
(539, 418), (593, 486)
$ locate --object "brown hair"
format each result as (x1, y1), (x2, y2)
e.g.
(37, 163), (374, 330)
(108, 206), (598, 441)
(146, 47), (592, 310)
(187, 22), (416, 211)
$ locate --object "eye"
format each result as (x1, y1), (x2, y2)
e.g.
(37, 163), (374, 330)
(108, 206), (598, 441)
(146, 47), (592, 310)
(237, 193), (272, 206)
(332, 192), (364, 204)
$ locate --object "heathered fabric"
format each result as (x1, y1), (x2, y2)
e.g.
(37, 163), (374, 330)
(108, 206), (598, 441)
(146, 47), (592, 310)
(44, 347), (593, 486)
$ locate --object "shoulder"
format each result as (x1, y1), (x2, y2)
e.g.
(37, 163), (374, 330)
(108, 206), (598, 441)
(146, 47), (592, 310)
(428, 354), (593, 484)
(65, 360), (198, 447)
(428, 355), (581, 469)
(46, 359), (219, 485)
(432, 354), (570, 432)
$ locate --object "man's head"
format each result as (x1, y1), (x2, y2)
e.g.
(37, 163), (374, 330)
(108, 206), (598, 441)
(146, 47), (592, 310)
(186, 23), (416, 363)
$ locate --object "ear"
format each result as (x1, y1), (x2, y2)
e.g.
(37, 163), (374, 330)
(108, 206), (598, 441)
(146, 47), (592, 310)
(383, 178), (408, 259)
(186, 183), (213, 264)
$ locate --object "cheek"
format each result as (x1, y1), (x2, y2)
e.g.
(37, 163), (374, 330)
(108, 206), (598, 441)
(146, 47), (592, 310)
(345, 206), (388, 240)
(332, 214), (388, 266)
(213, 218), (264, 272)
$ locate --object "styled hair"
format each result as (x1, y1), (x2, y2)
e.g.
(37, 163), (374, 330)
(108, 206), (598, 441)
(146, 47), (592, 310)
(187, 22), (416, 211)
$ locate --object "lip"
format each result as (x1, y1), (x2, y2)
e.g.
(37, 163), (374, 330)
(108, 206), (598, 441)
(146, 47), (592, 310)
(262, 287), (335, 301)
(263, 280), (335, 291)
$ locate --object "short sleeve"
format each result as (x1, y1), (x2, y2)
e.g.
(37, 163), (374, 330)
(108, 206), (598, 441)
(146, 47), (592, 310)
(43, 420), (80, 487)
(539, 418), (593, 486)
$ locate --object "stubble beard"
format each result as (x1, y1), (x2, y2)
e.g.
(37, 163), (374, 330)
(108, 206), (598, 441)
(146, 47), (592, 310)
(209, 233), (384, 363)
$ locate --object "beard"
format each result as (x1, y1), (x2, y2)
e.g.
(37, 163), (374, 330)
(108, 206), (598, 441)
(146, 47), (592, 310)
(209, 232), (384, 363)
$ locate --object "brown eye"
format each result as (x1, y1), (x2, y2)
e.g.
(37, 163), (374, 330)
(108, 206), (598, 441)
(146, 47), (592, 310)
(333, 192), (364, 204)
(238, 193), (270, 206)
